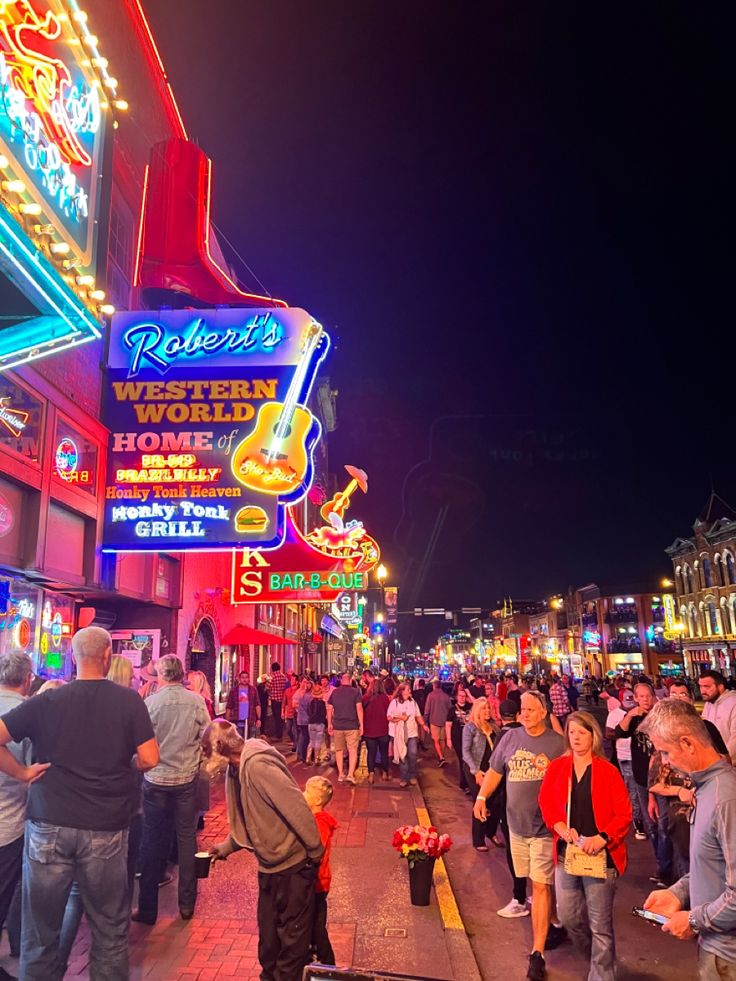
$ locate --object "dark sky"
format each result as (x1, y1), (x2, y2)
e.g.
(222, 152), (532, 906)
(145, 1), (733, 635)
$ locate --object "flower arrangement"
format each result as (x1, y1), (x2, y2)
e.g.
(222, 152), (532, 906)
(391, 824), (452, 868)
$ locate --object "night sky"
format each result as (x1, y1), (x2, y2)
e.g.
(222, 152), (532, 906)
(145, 2), (732, 638)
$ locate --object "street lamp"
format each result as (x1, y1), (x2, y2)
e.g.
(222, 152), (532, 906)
(376, 564), (388, 669)
(662, 578), (674, 589)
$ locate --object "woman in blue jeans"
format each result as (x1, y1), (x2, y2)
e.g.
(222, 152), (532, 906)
(539, 711), (632, 981)
(386, 683), (425, 787)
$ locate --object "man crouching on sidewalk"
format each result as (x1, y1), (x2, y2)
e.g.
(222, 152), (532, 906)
(202, 720), (324, 981)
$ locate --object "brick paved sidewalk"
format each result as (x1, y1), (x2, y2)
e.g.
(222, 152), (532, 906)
(0, 742), (470, 980)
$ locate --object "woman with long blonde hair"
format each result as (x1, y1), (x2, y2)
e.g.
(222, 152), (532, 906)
(187, 670), (214, 719)
(386, 682), (425, 787)
(462, 697), (501, 849)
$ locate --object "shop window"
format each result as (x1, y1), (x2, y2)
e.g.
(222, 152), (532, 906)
(0, 376), (44, 463)
(0, 476), (29, 566)
(0, 577), (40, 659)
(45, 503), (86, 578)
(155, 556), (178, 601)
(52, 418), (98, 496)
(37, 593), (75, 680)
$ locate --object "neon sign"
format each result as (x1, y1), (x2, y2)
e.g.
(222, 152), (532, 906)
(120, 313), (286, 379)
(103, 308), (329, 552)
(0, 0), (108, 254)
(0, 396), (29, 437)
(54, 436), (78, 478)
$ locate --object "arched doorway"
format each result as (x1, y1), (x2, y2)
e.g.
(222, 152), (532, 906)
(189, 617), (217, 702)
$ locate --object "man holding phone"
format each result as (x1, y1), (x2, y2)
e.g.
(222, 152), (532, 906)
(639, 699), (736, 980)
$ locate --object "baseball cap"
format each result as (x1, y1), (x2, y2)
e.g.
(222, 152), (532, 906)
(500, 699), (518, 718)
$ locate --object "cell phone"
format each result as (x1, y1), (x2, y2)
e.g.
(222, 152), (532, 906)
(632, 906), (668, 927)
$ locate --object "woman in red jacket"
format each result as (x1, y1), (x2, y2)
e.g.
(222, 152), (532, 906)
(538, 710), (632, 981)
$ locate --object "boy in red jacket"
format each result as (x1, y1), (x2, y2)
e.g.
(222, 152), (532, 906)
(304, 776), (338, 965)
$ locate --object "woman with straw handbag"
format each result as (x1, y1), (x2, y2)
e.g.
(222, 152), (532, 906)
(539, 711), (632, 981)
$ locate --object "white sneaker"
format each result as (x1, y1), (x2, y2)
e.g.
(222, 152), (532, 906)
(634, 830), (647, 840)
(497, 899), (530, 918)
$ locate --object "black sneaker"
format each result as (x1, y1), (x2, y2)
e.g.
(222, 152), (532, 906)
(437, 758), (446, 767)
(527, 951), (546, 980)
(544, 924), (568, 950)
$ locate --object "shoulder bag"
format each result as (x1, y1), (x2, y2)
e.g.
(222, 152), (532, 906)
(562, 773), (607, 879)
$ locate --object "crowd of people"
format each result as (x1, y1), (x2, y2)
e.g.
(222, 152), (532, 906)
(1, 638), (736, 981)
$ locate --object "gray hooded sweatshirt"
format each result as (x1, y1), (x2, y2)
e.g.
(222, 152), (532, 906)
(671, 759), (736, 962)
(222, 739), (323, 874)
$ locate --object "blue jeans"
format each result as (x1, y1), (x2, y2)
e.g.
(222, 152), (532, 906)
(285, 716), (297, 749)
(138, 777), (198, 921)
(398, 737), (418, 781)
(618, 760), (643, 825)
(555, 864), (617, 981)
(365, 735), (389, 774)
(296, 724), (309, 762)
(21, 820), (129, 981)
(308, 723), (325, 755)
(633, 782), (672, 882)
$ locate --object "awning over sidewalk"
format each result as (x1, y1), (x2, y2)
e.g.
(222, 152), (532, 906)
(221, 625), (294, 646)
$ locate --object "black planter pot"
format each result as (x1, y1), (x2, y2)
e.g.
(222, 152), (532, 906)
(408, 857), (436, 906)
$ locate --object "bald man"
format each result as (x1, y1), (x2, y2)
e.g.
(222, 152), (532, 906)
(0, 626), (159, 981)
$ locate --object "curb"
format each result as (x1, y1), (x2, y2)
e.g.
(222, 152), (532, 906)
(411, 786), (483, 981)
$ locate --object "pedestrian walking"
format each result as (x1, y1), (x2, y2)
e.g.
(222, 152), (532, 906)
(293, 677), (313, 764)
(326, 673), (363, 784)
(539, 711), (632, 981)
(387, 683), (425, 788)
(424, 679), (452, 766)
(226, 671), (261, 739)
(614, 682), (671, 885)
(699, 670), (736, 763)
(550, 676), (572, 728)
(642, 699), (736, 980)
(602, 687), (647, 839)
(134, 655), (210, 925)
(0, 626), (159, 981)
(303, 776), (338, 965)
(462, 698), (502, 850)
(492, 700), (529, 919)
(204, 721), (323, 981)
(267, 663), (289, 741)
(306, 684), (327, 765)
(474, 691), (565, 980)
(0, 652), (33, 981)
(362, 678), (391, 783)
(448, 685), (472, 792)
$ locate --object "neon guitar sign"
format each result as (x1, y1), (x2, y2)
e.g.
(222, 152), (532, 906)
(231, 321), (330, 500)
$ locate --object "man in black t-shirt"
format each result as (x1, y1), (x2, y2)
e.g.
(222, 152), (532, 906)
(0, 626), (158, 980)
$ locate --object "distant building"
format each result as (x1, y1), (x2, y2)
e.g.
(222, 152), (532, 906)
(665, 492), (736, 679)
(571, 584), (679, 678)
(528, 597), (581, 676)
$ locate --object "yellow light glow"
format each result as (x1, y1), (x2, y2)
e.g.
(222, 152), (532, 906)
(2, 180), (26, 193)
(50, 242), (71, 255)
(662, 578), (674, 588)
(0, 155), (8, 169)
(75, 274), (94, 286)
(113, 99), (128, 111)
(88, 289), (105, 301)
(104, 77), (118, 89)
(20, 203), (42, 215)
(83, 35), (99, 47)
(377, 563), (388, 582)
(100, 304), (116, 316)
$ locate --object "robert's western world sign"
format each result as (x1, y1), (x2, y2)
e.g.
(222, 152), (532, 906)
(102, 308), (329, 552)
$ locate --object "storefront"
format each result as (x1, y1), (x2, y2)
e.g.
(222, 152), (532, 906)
(684, 645), (733, 680)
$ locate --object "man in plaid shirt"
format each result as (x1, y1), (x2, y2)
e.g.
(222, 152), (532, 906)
(267, 662), (289, 740)
(549, 676), (571, 725)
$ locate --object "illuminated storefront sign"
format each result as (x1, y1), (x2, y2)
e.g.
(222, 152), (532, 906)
(0, 1), (119, 371)
(0, 0), (107, 258)
(231, 498), (380, 605)
(103, 308), (330, 551)
(0, 489), (14, 537)
(663, 593), (677, 631)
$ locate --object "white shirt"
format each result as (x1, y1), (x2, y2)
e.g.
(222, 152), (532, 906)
(606, 702), (631, 761)
(387, 698), (421, 739)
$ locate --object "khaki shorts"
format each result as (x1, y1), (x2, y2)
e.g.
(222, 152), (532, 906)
(333, 729), (360, 752)
(509, 832), (555, 885)
(430, 724), (446, 742)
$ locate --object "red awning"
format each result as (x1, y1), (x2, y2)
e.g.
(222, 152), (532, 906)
(221, 625), (295, 646)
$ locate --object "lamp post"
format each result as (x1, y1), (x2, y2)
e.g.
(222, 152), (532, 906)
(672, 621), (686, 677)
(376, 564), (388, 669)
